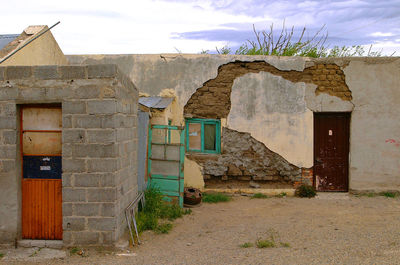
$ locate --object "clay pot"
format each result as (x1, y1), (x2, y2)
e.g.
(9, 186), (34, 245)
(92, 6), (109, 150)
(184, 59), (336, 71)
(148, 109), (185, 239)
(184, 187), (202, 205)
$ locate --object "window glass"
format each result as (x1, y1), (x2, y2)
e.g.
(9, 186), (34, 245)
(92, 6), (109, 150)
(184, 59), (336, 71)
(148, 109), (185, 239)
(204, 124), (216, 150)
(188, 123), (201, 150)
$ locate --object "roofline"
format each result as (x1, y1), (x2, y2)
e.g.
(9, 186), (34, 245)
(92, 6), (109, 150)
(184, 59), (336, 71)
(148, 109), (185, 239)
(0, 22), (60, 65)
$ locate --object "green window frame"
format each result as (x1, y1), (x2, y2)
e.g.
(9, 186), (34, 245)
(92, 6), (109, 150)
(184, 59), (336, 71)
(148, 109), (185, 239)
(185, 118), (221, 154)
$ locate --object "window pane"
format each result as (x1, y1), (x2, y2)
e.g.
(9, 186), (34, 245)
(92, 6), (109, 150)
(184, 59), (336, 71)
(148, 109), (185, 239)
(188, 123), (201, 150)
(23, 107), (62, 130)
(204, 124), (216, 150)
(23, 132), (62, 155)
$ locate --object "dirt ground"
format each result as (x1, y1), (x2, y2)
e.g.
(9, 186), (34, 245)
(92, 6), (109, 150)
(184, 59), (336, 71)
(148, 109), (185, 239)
(2, 193), (400, 265)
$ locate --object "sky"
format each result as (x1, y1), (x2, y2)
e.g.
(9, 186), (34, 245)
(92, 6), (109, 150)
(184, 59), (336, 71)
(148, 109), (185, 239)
(1, 0), (399, 55)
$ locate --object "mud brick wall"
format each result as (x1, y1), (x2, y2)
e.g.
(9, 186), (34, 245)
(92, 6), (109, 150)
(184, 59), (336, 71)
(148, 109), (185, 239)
(305, 64), (350, 100)
(184, 61), (350, 119)
(187, 127), (301, 183)
(0, 65), (138, 246)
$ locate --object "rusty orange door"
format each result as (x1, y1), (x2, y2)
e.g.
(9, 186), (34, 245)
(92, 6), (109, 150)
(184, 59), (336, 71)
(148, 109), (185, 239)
(314, 112), (350, 192)
(21, 105), (63, 239)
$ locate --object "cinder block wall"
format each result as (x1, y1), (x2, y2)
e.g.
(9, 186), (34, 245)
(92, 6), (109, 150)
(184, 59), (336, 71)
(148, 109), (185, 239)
(0, 65), (138, 246)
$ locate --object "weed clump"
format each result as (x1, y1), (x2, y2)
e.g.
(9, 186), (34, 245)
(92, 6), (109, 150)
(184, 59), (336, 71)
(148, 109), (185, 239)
(0, 253), (4, 258)
(354, 191), (399, 198)
(203, 193), (231, 203)
(256, 239), (275, 248)
(295, 185), (316, 198)
(280, 242), (290, 247)
(252, 193), (269, 199)
(155, 223), (173, 234)
(274, 192), (287, 198)
(380, 191), (399, 198)
(240, 229), (291, 249)
(136, 187), (191, 234)
(69, 247), (79, 255)
(239, 242), (253, 248)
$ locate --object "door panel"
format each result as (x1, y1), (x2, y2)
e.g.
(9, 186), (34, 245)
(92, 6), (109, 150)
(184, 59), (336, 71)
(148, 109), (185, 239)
(21, 105), (62, 240)
(148, 125), (185, 207)
(22, 179), (62, 239)
(22, 107), (62, 130)
(314, 113), (350, 191)
(23, 132), (62, 155)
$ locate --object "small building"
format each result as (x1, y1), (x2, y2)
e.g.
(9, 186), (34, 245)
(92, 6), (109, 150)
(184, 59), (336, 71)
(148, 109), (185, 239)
(0, 64), (139, 246)
(0, 25), (68, 66)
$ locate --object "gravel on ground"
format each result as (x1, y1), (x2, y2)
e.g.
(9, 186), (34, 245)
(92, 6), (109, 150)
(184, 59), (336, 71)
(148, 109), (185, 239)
(1, 193), (400, 265)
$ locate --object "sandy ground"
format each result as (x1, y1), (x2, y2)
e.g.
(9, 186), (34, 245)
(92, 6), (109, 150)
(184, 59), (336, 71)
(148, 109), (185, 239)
(1, 193), (400, 265)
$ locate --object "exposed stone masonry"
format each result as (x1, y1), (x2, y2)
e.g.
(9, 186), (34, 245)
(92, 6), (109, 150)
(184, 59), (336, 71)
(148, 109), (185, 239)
(186, 127), (302, 184)
(184, 61), (351, 119)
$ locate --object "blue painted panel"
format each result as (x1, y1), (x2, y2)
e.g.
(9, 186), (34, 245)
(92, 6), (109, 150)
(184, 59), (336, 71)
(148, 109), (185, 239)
(23, 156), (61, 179)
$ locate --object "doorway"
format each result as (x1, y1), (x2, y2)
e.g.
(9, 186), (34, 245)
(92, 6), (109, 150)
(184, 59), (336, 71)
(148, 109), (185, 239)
(314, 112), (350, 192)
(21, 105), (62, 239)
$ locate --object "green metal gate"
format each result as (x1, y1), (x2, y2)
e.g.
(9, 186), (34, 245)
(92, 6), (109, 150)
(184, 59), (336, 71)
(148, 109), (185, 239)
(147, 124), (185, 206)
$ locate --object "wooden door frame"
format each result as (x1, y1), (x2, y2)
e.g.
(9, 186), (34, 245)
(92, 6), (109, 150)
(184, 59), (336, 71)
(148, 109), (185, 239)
(313, 112), (351, 192)
(20, 104), (63, 239)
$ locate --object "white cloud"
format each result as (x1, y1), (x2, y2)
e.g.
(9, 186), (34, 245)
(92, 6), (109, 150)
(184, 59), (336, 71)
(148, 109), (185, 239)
(370, 32), (395, 37)
(0, 0), (265, 54)
(369, 40), (400, 55)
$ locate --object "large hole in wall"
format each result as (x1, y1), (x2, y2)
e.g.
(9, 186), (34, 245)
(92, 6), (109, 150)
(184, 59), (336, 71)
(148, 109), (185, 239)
(183, 60), (345, 188)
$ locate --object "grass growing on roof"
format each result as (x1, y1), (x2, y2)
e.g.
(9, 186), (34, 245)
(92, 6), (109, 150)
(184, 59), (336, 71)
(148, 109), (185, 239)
(202, 192), (231, 203)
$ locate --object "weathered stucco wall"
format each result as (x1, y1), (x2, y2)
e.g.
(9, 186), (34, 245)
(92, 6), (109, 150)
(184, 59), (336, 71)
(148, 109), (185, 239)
(228, 72), (313, 168)
(67, 55), (306, 112)
(184, 157), (204, 189)
(344, 59), (400, 191)
(0, 64), (138, 246)
(1, 30), (68, 66)
(67, 55), (400, 191)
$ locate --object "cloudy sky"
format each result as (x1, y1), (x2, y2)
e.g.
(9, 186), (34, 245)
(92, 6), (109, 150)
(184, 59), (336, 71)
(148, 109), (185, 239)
(1, 0), (399, 55)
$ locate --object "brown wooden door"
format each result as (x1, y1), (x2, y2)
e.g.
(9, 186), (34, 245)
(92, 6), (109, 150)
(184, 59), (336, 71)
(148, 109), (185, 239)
(314, 113), (350, 192)
(21, 105), (63, 239)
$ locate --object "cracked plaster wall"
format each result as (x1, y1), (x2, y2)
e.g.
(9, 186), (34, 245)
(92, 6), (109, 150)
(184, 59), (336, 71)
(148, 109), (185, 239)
(67, 54), (306, 124)
(228, 71), (313, 168)
(67, 55), (400, 191)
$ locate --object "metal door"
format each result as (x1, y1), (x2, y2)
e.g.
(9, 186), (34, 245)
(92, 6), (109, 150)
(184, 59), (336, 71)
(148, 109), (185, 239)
(21, 105), (63, 239)
(137, 111), (150, 192)
(147, 124), (185, 206)
(314, 112), (350, 191)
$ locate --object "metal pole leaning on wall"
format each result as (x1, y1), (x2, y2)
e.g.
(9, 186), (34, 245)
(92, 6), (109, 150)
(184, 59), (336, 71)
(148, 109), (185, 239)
(125, 192), (145, 246)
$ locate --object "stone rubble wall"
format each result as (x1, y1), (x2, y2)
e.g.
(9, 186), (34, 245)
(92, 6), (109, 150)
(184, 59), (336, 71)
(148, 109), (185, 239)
(187, 127), (302, 184)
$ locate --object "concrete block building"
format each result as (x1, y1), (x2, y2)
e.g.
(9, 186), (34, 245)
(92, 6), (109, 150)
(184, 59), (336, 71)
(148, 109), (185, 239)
(0, 64), (139, 246)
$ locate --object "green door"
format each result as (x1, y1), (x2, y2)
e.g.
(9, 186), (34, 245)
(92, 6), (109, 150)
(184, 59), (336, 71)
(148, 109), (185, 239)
(147, 124), (185, 206)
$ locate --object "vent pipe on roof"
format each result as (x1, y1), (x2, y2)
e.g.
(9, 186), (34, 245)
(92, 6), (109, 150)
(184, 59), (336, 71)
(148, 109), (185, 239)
(0, 21), (60, 65)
